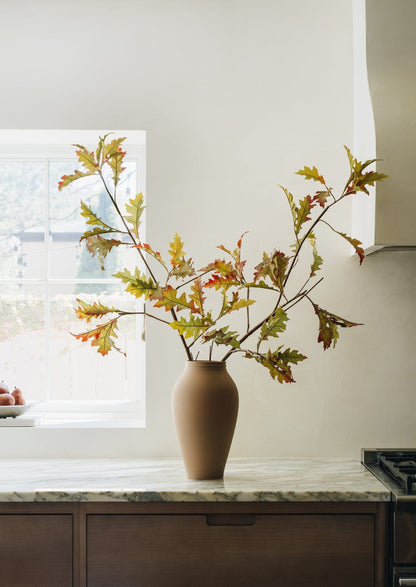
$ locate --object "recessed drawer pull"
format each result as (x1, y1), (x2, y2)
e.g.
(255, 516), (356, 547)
(399, 579), (416, 586)
(206, 514), (256, 526)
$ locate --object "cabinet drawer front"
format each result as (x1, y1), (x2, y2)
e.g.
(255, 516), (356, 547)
(0, 514), (72, 587)
(87, 513), (375, 587)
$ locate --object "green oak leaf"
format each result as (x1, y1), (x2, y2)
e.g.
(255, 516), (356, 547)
(245, 347), (306, 383)
(114, 267), (161, 300)
(253, 250), (289, 291)
(295, 165), (326, 184)
(169, 315), (213, 339)
(202, 326), (241, 349)
(125, 193), (145, 238)
(74, 299), (119, 323)
(258, 308), (288, 345)
(73, 144), (98, 173)
(294, 195), (315, 234)
(307, 234), (323, 277)
(154, 286), (196, 312)
(83, 235), (123, 270)
(58, 169), (93, 190)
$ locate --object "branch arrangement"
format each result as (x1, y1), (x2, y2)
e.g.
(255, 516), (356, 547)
(59, 135), (387, 383)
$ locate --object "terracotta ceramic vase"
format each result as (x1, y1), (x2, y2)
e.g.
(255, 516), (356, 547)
(172, 360), (239, 480)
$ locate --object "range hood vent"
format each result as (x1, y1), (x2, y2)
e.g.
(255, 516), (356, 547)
(353, 0), (416, 253)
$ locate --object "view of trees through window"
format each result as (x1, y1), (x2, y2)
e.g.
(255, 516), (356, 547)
(0, 134), (145, 412)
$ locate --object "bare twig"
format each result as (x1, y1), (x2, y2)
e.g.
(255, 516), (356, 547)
(246, 287), (250, 333)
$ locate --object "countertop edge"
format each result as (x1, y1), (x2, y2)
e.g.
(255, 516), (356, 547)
(0, 489), (391, 503)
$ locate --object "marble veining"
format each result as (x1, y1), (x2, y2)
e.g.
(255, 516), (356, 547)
(0, 457), (390, 503)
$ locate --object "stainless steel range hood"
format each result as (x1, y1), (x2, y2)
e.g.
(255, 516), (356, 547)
(353, 0), (416, 253)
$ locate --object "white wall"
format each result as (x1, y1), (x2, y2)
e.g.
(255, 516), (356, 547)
(1, 0), (415, 458)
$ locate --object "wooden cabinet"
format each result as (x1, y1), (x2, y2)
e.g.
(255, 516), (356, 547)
(85, 502), (388, 587)
(87, 512), (375, 587)
(0, 501), (388, 587)
(0, 512), (72, 587)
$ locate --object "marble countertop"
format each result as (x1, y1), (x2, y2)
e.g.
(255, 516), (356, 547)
(0, 457), (390, 503)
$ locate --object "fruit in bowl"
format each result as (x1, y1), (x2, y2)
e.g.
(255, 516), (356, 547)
(11, 388), (25, 405)
(0, 382), (26, 406)
(0, 381), (10, 395)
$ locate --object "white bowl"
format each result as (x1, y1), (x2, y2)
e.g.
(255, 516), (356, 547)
(0, 402), (37, 419)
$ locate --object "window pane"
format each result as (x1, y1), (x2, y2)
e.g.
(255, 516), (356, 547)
(0, 131), (145, 419)
(48, 283), (142, 402)
(0, 161), (45, 279)
(0, 283), (45, 402)
(48, 161), (138, 280)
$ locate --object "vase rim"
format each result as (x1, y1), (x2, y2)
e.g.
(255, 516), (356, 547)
(186, 360), (227, 367)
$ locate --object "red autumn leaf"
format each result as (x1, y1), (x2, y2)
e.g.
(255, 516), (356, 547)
(204, 273), (239, 290)
(312, 302), (361, 350)
(312, 190), (332, 208)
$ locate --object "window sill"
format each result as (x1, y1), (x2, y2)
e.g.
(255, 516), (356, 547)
(38, 417), (145, 429)
(0, 413), (145, 429)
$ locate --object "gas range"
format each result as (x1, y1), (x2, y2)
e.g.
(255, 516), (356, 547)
(363, 449), (416, 586)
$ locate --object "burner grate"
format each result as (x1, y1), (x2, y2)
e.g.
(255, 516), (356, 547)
(378, 452), (416, 493)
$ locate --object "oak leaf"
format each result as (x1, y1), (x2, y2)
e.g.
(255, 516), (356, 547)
(170, 259), (195, 279)
(72, 320), (124, 356)
(294, 195), (315, 234)
(74, 299), (119, 322)
(114, 267), (161, 301)
(295, 165), (326, 185)
(202, 258), (240, 289)
(168, 234), (195, 279)
(154, 286), (197, 313)
(258, 308), (288, 345)
(84, 234), (123, 270)
(125, 193), (145, 239)
(202, 327), (241, 349)
(136, 242), (167, 269)
(312, 190), (332, 208)
(96, 136), (127, 186)
(312, 302), (361, 350)
(324, 224), (365, 265)
(189, 277), (206, 314)
(219, 290), (255, 318)
(204, 273), (239, 290)
(217, 232), (248, 280)
(80, 201), (115, 231)
(58, 169), (92, 191)
(307, 234), (323, 276)
(245, 347), (306, 383)
(344, 146), (388, 195)
(73, 144), (98, 173)
(170, 315), (213, 339)
(101, 136), (127, 164)
(254, 250), (289, 291)
(169, 233), (185, 266)
(107, 148), (126, 187)
(280, 186), (298, 226)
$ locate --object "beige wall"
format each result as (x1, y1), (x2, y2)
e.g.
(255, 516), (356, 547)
(1, 0), (415, 457)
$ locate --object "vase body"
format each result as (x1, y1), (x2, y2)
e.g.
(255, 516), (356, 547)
(172, 360), (239, 480)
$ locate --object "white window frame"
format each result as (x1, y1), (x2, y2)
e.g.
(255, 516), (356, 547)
(0, 130), (146, 426)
